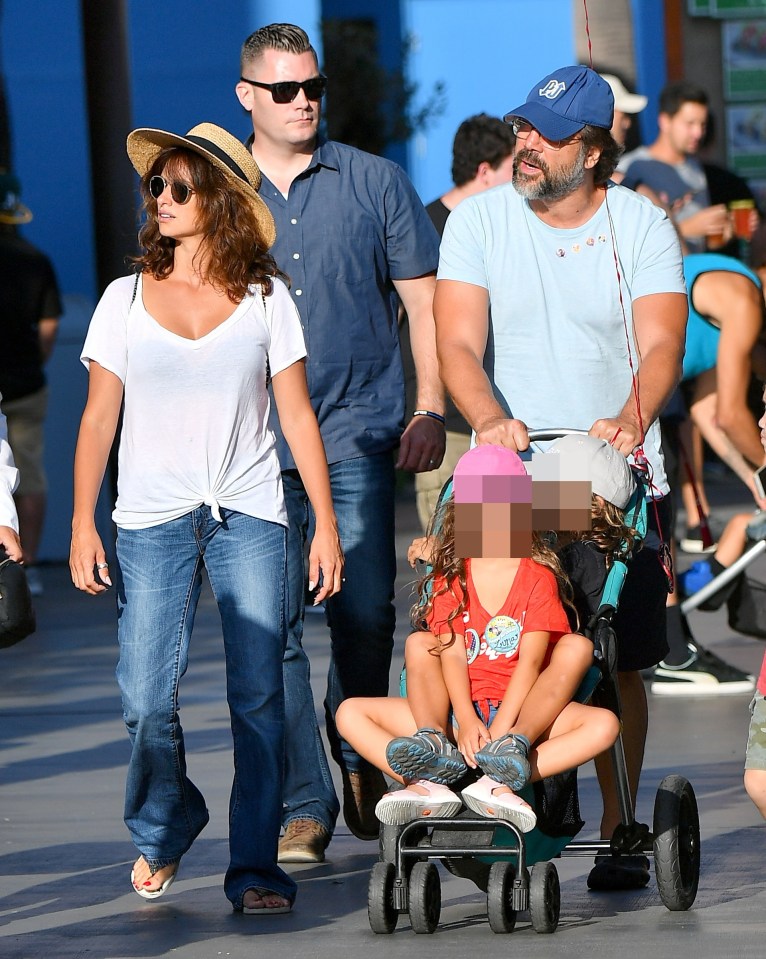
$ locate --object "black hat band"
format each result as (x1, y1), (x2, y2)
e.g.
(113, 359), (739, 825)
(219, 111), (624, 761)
(185, 135), (251, 186)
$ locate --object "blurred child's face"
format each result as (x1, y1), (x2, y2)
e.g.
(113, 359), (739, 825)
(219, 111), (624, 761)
(454, 473), (532, 558)
(452, 450), (594, 559)
(530, 447), (594, 533)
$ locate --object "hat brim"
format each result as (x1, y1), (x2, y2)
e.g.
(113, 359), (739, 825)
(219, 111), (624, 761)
(126, 126), (276, 250)
(0, 201), (33, 225)
(504, 101), (586, 142)
(613, 92), (647, 114)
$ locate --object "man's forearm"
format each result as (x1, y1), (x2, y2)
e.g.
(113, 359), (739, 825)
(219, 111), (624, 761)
(440, 344), (505, 433)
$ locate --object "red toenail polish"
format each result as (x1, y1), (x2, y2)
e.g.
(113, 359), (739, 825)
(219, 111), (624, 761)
(143, 880), (152, 886)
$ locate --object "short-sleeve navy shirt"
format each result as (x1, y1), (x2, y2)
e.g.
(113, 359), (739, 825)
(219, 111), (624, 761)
(254, 138), (439, 468)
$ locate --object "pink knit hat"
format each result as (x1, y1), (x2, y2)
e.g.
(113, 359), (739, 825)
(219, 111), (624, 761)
(453, 445), (531, 503)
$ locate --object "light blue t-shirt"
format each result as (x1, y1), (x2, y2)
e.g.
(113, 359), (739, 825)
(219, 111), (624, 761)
(438, 180), (686, 495)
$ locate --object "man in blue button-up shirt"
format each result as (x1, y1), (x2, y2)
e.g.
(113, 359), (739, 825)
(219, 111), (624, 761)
(236, 23), (444, 864)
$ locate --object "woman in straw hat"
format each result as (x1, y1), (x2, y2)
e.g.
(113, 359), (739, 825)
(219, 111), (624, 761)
(70, 123), (343, 914)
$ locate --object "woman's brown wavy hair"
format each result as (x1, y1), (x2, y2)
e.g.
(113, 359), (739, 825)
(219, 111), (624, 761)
(130, 147), (288, 301)
(411, 494), (576, 650)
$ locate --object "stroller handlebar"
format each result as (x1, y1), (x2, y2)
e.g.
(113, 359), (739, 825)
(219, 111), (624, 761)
(527, 428), (585, 443)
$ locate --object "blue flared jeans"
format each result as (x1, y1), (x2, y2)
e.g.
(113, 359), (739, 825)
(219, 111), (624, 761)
(115, 506), (296, 908)
(281, 452), (397, 833)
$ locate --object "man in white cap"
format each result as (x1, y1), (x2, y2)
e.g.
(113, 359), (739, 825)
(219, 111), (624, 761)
(600, 74), (647, 149)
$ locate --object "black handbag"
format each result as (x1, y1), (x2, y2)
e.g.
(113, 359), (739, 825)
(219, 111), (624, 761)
(727, 573), (766, 641)
(0, 551), (36, 648)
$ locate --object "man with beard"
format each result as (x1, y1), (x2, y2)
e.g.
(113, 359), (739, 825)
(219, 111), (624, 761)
(434, 66), (688, 891)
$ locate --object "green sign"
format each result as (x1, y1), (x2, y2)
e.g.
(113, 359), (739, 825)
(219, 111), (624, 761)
(688, 0), (712, 14)
(723, 21), (766, 100)
(711, 0), (766, 17)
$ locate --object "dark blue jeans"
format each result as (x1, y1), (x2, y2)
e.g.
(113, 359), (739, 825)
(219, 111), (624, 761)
(116, 507), (297, 908)
(282, 452), (396, 833)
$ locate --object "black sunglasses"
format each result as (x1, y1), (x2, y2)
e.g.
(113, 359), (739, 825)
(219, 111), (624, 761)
(239, 75), (327, 104)
(148, 175), (196, 204)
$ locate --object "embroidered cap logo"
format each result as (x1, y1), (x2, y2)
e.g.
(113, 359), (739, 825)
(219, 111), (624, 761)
(539, 79), (566, 100)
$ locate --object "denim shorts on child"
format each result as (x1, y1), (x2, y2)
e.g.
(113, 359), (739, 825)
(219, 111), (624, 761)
(745, 691), (766, 771)
(450, 699), (501, 728)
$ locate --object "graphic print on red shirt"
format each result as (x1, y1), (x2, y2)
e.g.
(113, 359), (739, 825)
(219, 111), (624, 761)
(427, 558), (570, 702)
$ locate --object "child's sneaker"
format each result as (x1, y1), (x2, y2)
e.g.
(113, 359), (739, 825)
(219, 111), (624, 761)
(461, 775), (537, 832)
(475, 733), (531, 791)
(386, 728), (468, 784)
(375, 780), (462, 825)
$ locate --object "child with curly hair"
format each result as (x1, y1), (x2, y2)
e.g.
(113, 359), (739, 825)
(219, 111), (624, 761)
(336, 440), (632, 832)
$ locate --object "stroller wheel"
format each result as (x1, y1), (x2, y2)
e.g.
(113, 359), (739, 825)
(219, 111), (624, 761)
(653, 774), (700, 911)
(408, 861), (441, 934)
(487, 860), (517, 933)
(368, 861), (398, 934)
(529, 861), (560, 934)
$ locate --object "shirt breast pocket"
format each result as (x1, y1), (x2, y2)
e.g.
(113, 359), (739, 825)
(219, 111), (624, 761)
(319, 227), (379, 286)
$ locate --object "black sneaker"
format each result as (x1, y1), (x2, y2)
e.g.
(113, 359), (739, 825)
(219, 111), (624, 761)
(651, 643), (755, 696)
(587, 854), (650, 891)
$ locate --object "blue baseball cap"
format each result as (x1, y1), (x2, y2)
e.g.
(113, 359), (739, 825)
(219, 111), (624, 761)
(504, 65), (614, 141)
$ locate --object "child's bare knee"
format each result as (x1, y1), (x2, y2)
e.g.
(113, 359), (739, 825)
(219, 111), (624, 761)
(405, 630), (436, 664)
(594, 707), (621, 753)
(557, 632), (594, 669)
(335, 698), (357, 738)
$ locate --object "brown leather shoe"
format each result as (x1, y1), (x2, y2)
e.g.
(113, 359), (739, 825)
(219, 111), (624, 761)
(342, 766), (388, 840)
(277, 819), (330, 863)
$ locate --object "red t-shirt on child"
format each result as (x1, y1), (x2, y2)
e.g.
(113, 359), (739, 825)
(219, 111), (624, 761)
(426, 558), (570, 702)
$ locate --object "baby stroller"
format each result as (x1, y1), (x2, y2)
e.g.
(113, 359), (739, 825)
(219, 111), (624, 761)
(367, 429), (701, 935)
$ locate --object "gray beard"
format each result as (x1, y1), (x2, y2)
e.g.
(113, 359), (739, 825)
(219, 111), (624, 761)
(513, 147), (587, 201)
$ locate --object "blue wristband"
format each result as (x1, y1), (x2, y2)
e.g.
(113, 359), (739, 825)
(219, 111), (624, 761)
(413, 409), (446, 424)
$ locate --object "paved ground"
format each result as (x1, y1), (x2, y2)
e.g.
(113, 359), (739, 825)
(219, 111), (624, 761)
(2, 473), (766, 959)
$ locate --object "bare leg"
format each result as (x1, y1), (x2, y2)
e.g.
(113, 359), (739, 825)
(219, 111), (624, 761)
(529, 702), (620, 781)
(594, 670), (647, 837)
(744, 769), (766, 820)
(510, 634), (594, 745)
(678, 418), (710, 526)
(715, 512), (752, 566)
(404, 631), (452, 731)
(335, 696), (418, 783)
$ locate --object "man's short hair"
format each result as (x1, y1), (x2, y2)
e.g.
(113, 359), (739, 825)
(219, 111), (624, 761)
(451, 114), (515, 187)
(241, 23), (318, 72)
(659, 81), (709, 117)
(580, 125), (623, 186)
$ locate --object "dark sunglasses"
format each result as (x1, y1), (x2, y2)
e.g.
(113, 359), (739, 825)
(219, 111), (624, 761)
(148, 175), (196, 204)
(239, 75), (327, 104)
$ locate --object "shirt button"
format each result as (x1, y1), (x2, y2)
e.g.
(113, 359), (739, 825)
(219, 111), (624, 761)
(295, 289), (303, 296)
(293, 253), (300, 260)
(290, 218), (298, 225)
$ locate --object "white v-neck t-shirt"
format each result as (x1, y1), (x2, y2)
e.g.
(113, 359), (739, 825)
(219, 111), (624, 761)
(81, 274), (306, 529)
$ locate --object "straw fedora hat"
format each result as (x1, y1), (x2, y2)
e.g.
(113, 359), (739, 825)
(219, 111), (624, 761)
(126, 122), (276, 249)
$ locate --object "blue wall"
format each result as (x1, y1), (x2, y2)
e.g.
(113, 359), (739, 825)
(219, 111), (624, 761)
(2, 1), (96, 298)
(402, 0), (575, 201)
(630, 0), (667, 146)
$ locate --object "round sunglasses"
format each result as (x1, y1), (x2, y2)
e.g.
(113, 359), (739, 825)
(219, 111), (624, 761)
(148, 175), (196, 204)
(239, 75), (327, 104)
